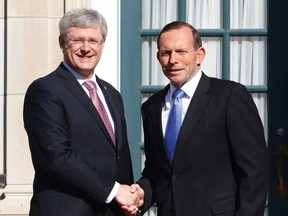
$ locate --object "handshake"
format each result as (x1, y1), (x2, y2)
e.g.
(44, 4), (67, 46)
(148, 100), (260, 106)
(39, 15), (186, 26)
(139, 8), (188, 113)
(114, 184), (144, 216)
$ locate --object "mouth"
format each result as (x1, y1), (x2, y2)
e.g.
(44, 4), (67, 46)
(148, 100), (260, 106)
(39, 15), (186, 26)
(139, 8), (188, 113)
(170, 68), (182, 72)
(77, 54), (93, 58)
(77, 55), (94, 62)
(167, 67), (184, 75)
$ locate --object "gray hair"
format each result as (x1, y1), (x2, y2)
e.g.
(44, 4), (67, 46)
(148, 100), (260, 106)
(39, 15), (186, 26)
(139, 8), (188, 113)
(59, 8), (108, 40)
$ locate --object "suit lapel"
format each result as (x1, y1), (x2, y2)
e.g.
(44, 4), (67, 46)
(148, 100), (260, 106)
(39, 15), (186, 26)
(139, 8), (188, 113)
(150, 97), (165, 140)
(56, 64), (115, 147)
(149, 86), (172, 164)
(96, 76), (120, 147)
(173, 73), (210, 166)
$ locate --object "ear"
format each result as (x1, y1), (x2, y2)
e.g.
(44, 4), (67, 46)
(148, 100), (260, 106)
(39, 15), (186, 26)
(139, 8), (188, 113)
(156, 51), (160, 61)
(59, 35), (65, 51)
(197, 47), (206, 66)
(100, 40), (105, 51)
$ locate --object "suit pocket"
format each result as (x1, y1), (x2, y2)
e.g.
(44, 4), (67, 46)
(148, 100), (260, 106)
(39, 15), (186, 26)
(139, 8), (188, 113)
(211, 195), (236, 215)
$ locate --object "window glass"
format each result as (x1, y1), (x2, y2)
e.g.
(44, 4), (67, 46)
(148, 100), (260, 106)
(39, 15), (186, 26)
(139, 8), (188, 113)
(141, 37), (168, 85)
(142, 0), (178, 29)
(230, 0), (267, 29)
(201, 37), (222, 79)
(186, 0), (222, 28)
(230, 36), (267, 85)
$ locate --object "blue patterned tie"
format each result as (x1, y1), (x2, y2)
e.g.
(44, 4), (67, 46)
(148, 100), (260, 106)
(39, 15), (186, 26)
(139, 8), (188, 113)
(165, 89), (185, 161)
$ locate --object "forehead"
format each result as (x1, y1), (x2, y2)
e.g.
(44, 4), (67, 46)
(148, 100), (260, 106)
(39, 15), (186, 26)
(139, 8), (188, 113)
(159, 27), (194, 49)
(67, 26), (102, 37)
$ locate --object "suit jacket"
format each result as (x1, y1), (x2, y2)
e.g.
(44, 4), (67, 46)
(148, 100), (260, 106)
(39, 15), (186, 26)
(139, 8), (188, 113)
(23, 63), (133, 216)
(138, 72), (269, 216)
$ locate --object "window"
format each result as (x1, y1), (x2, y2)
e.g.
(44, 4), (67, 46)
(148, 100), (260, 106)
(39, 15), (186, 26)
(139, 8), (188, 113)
(121, 1), (268, 215)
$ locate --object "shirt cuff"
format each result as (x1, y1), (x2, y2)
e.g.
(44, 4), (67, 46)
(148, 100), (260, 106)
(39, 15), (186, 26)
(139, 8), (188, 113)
(105, 182), (120, 203)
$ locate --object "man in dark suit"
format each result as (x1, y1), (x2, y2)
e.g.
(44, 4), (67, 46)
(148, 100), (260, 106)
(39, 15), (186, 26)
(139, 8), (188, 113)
(135, 21), (270, 216)
(23, 8), (143, 216)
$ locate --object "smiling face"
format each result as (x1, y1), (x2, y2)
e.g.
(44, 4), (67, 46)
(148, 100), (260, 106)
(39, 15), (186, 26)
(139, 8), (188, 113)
(59, 27), (104, 79)
(157, 26), (205, 88)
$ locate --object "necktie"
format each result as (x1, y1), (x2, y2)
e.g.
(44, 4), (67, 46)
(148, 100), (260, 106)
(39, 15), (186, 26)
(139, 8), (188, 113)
(165, 89), (185, 161)
(83, 80), (116, 145)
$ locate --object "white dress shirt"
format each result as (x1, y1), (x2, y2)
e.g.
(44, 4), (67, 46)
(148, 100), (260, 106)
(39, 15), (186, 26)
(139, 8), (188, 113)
(63, 61), (118, 203)
(162, 70), (202, 136)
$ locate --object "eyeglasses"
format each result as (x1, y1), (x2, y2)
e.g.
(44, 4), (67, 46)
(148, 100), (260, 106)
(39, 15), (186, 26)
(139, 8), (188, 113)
(66, 36), (104, 47)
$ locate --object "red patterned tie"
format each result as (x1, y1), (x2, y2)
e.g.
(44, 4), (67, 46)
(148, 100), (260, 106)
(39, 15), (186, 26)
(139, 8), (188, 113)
(83, 80), (116, 145)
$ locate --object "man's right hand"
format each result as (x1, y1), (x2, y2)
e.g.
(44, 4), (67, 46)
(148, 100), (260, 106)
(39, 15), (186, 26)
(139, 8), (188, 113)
(114, 184), (144, 215)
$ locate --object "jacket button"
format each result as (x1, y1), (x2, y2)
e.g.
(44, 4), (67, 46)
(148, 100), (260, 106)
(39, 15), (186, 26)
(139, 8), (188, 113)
(172, 174), (178, 180)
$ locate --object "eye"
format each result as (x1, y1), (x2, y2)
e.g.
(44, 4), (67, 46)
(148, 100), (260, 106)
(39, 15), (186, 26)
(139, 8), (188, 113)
(160, 51), (171, 56)
(89, 40), (102, 45)
(73, 39), (83, 44)
(176, 50), (188, 55)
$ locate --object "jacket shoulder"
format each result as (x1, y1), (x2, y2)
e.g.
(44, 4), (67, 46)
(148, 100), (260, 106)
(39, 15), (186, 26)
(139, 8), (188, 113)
(142, 89), (165, 110)
(208, 76), (247, 93)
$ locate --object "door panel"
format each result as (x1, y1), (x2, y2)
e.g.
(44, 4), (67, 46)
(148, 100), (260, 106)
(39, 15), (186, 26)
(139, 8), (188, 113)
(268, 1), (288, 215)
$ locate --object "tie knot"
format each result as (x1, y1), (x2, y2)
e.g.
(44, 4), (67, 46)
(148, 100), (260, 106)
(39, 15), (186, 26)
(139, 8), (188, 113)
(173, 89), (185, 99)
(83, 80), (96, 91)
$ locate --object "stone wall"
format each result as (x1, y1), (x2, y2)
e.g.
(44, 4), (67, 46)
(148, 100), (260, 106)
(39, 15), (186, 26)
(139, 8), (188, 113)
(0, 0), (91, 214)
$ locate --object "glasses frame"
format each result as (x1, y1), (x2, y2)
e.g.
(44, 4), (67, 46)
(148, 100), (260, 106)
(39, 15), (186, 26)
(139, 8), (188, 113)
(66, 36), (104, 47)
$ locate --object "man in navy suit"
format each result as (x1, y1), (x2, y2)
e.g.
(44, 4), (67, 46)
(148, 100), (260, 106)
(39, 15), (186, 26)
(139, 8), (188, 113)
(134, 21), (269, 216)
(23, 8), (143, 216)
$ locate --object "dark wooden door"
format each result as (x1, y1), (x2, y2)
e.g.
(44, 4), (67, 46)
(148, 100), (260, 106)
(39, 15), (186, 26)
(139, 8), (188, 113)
(268, 0), (288, 215)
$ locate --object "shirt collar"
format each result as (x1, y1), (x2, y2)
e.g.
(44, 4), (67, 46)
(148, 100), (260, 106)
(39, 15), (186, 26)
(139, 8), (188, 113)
(181, 69), (202, 98)
(164, 70), (202, 110)
(63, 61), (97, 84)
(168, 69), (202, 98)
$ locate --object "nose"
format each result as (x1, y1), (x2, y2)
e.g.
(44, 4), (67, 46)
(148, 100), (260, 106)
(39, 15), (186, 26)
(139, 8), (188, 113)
(80, 40), (91, 52)
(169, 51), (177, 64)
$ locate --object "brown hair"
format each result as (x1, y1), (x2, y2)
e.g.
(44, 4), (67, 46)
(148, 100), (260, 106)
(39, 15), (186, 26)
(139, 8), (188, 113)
(157, 21), (202, 50)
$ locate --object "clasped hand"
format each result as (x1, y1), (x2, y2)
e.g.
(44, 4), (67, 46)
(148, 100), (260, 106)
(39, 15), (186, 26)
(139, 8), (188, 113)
(114, 184), (144, 215)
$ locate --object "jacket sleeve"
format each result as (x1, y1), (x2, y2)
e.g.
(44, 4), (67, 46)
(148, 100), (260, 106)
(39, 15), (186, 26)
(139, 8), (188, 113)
(226, 84), (270, 216)
(23, 79), (115, 204)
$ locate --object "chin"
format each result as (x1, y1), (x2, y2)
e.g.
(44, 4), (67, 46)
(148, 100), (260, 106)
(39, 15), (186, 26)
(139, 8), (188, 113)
(76, 64), (95, 71)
